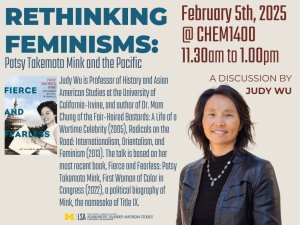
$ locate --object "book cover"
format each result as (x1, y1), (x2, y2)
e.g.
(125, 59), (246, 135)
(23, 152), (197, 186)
(4, 76), (57, 155)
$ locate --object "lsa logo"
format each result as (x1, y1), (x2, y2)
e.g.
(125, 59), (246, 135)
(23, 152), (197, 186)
(64, 213), (86, 221)
(77, 213), (86, 220)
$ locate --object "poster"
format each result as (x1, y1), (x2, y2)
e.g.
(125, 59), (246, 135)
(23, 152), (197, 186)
(1, 0), (299, 224)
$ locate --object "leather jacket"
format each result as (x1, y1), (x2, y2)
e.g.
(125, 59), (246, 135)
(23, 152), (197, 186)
(176, 149), (281, 225)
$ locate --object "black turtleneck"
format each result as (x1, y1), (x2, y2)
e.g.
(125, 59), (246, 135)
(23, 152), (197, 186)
(191, 150), (235, 225)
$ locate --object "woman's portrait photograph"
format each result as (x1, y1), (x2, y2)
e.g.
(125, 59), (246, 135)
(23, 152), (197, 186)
(177, 85), (281, 225)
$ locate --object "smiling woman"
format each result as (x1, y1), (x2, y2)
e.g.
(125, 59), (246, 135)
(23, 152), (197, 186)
(31, 101), (57, 155)
(176, 85), (281, 225)
(202, 94), (241, 157)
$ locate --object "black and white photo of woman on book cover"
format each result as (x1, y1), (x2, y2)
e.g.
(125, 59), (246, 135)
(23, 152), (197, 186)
(32, 101), (58, 155)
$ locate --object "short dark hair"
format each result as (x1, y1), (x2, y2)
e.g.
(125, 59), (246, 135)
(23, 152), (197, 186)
(37, 101), (57, 116)
(189, 85), (254, 158)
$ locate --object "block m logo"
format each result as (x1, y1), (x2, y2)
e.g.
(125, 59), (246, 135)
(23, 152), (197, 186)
(64, 213), (75, 220)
